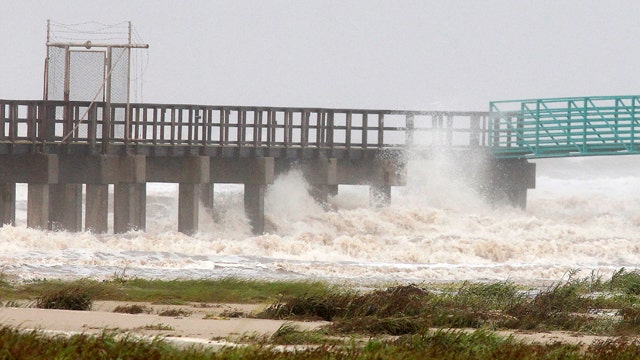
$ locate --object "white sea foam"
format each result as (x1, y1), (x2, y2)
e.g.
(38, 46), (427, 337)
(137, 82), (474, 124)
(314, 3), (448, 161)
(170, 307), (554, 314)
(2, 156), (640, 284)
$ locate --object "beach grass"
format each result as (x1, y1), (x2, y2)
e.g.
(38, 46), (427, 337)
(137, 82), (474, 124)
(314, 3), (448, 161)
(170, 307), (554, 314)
(1, 277), (334, 304)
(257, 268), (640, 336)
(2, 269), (640, 358)
(2, 326), (640, 359)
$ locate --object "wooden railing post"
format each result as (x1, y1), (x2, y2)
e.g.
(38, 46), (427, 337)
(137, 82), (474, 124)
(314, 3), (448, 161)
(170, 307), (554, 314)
(239, 109), (246, 147)
(0, 102), (5, 143)
(470, 115), (479, 147)
(378, 113), (384, 148)
(345, 112), (352, 149)
(222, 109), (229, 146)
(88, 103), (97, 154)
(327, 111), (334, 148)
(170, 107), (177, 146)
(301, 110), (309, 147)
(362, 113), (368, 148)
(406, 113), (414, 147)
(44, 102), (56, 143)
(318, 111), (325, 146)
(446, 114), (453, 146)
(9, 103), (17, 146)
(102, 102), (111, 154)
(27, 104), (37, 149)
(254, 110), (261, 147)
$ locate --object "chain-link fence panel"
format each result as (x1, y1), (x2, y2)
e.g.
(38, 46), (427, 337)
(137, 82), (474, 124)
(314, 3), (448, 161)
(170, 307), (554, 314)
(46, 46), (66, 101)
(110, 47), (129, 103)
(69, 50), (105, 102)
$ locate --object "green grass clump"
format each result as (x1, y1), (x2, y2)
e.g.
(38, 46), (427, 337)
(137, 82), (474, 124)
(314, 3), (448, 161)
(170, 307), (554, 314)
(259, 284), (434, 335)
(504, 280), (589, 330)
(455, 281), (520, 307)
(261, 284), (429, 320)
(607, 268), (640, 295)
(268, 322), (332, 345)
(35, 283), (93, 310)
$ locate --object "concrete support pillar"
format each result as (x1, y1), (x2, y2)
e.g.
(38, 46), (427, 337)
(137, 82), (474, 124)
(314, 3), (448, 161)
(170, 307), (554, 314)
(199, 183), (214, 215)
(114, 183), (146, 233)
(27, 184), (50, 230)
(309, 184), (330, 204)
(86, 184), (109, 234)
(244, 184), (265, 234)
(49, 184), (83, 231)
(506, 187), (528, 210)
(309, 184), (338, 205)
(370, 184), (391, 207)
(3, 154), (59, 230)
(113, 155), (146, 233)
(484, 159), (536, 209)
(0, 183), (16, 226)
(297, 158), (338, 206)
(178, 183), (199, 235)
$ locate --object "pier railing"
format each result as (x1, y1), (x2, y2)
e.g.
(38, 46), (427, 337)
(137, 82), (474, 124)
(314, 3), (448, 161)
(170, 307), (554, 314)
(0, 100), (488, 155)
(8, 97), (640, 159)
(489, 95), (640, 158)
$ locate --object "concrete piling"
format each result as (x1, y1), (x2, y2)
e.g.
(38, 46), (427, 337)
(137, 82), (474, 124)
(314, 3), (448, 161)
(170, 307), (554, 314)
(301, 158), (338, 205)
(178, 183), (200, 235)
(244, 184), (265, 234)
(85, 184), (109, 234)
(370, 184), (391, 207)
(199, 183), (214, 215)
(114, 183), (146, 233)
(49, 184), (83, 231)
(0, 183), (15, 226)
(485, 159), (536, 209)
(27, 184), (50, 230)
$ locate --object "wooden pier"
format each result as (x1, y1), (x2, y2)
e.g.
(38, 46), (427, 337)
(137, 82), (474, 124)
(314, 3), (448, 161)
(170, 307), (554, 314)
(0, 99), (535, 234)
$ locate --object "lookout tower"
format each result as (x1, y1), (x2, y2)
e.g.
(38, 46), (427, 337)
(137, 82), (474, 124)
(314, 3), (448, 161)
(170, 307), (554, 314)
(43, 20), (149, 140)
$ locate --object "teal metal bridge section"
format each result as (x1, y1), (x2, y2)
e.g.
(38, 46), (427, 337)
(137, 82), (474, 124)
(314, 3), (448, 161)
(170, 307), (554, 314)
(489, 95), (640, 159)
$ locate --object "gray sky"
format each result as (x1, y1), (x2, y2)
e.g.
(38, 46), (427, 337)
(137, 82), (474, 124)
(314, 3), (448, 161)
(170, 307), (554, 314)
(2, 0), (640, 111)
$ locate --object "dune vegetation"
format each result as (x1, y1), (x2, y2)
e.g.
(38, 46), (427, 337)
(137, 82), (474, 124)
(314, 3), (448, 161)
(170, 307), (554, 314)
(2, 268), (640, 358)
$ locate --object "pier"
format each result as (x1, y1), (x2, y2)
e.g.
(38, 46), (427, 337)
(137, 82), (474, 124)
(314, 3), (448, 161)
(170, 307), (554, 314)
(1, 100), (525, 234)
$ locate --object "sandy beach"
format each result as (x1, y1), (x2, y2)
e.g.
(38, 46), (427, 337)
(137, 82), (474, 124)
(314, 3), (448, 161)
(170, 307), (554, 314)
(0, 301), (328, 348)
(0, 300), (627, 349)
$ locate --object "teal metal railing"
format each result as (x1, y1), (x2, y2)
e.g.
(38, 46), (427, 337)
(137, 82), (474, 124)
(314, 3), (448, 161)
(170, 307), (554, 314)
(489, 95), (640, 158)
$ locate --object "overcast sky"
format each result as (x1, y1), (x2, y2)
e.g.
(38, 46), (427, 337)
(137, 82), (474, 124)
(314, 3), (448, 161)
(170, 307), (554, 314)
(2, 1), (640, 111)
